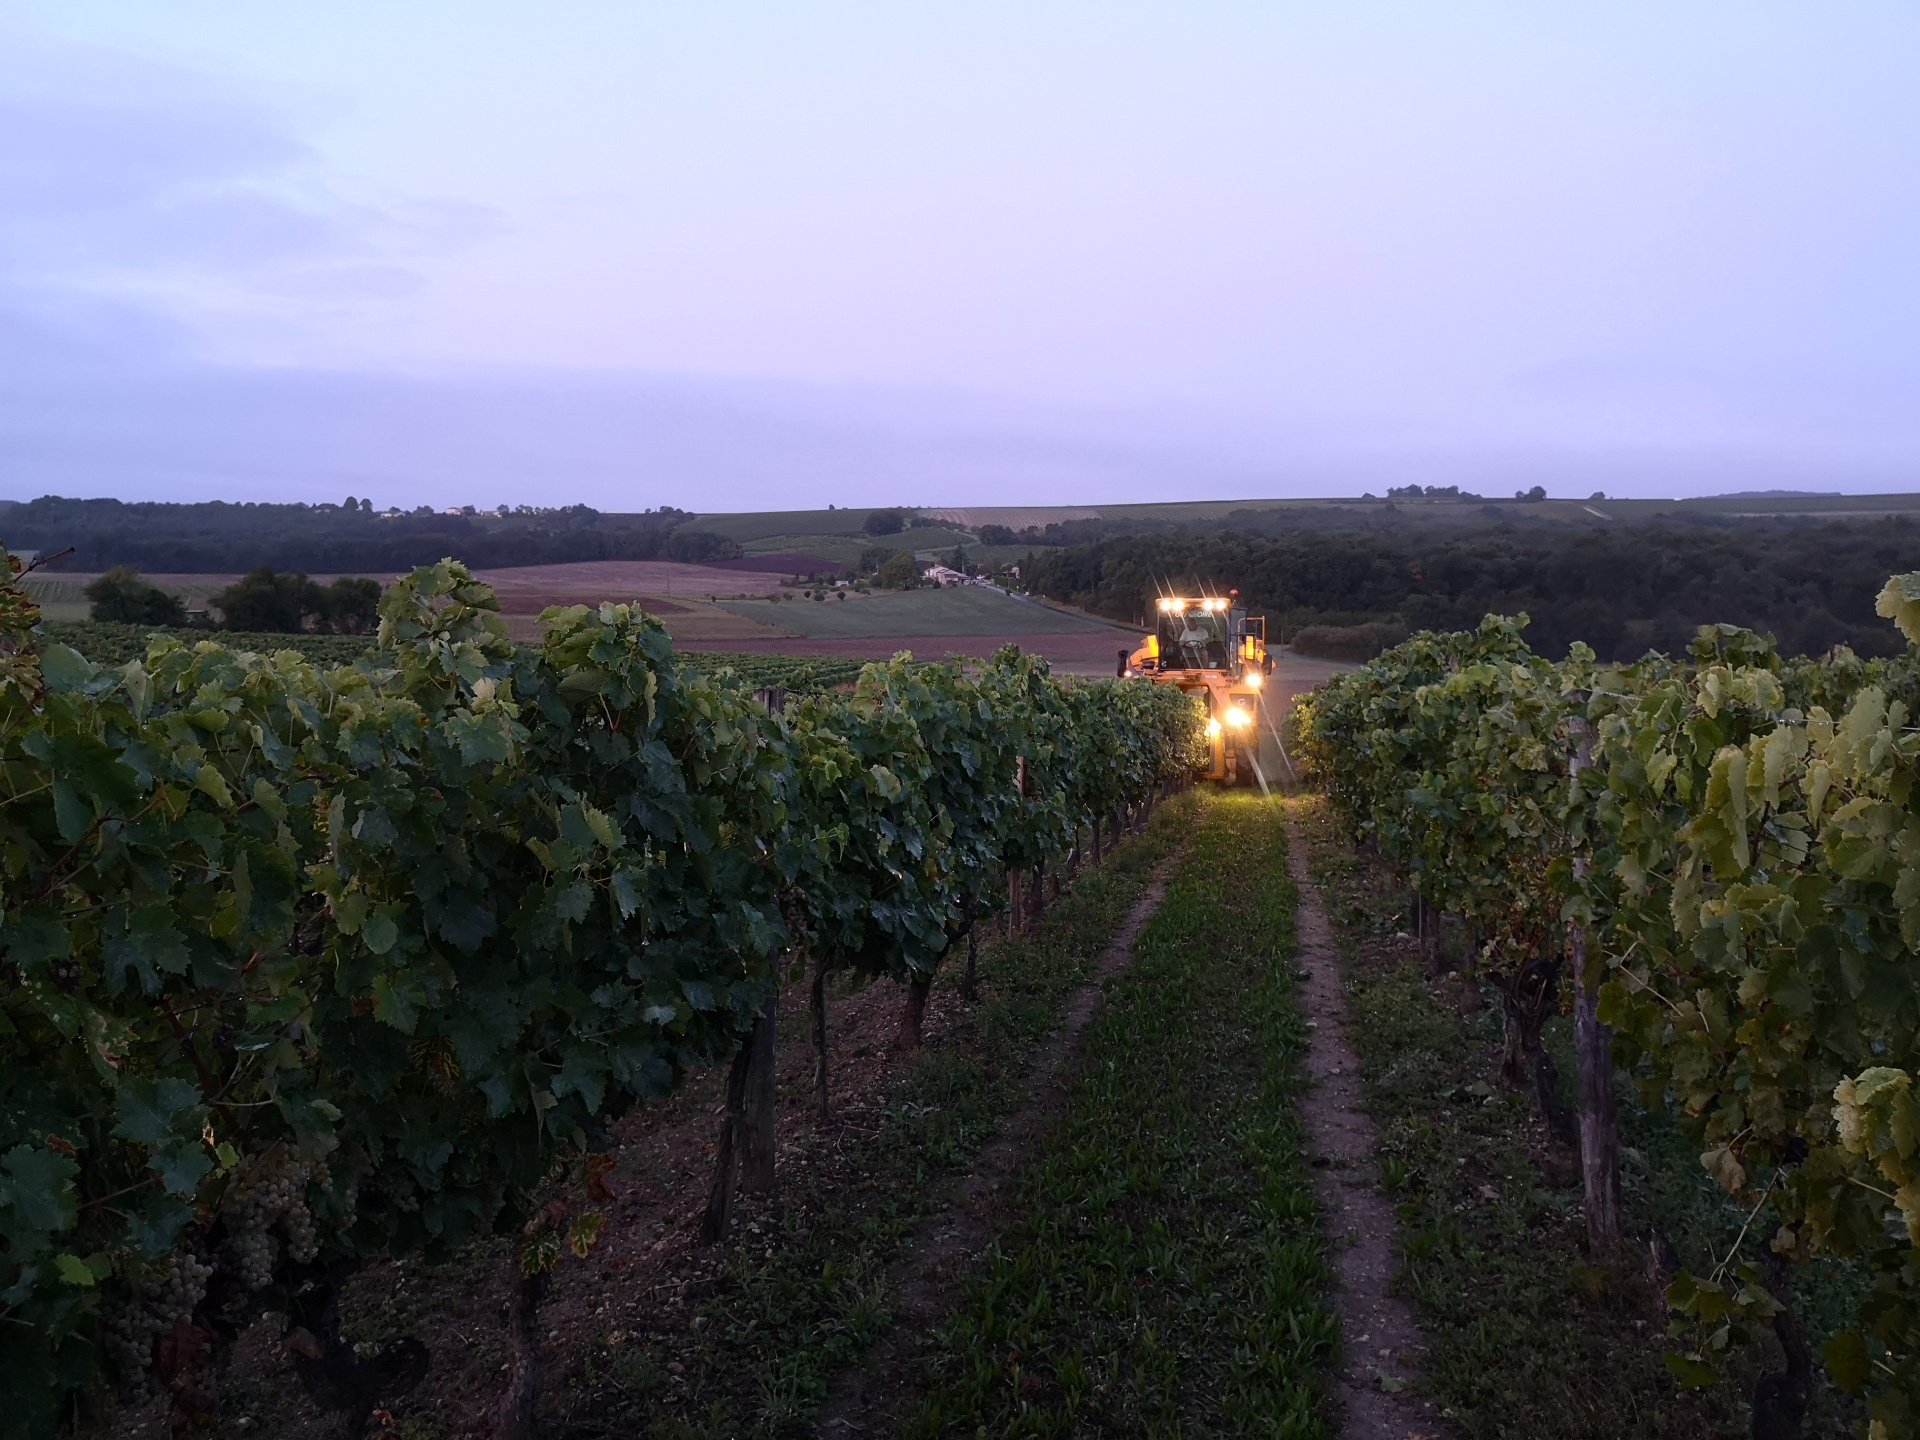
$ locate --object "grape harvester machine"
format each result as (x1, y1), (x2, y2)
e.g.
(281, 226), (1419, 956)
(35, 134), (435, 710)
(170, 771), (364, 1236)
(1119, 591), (1286, 788)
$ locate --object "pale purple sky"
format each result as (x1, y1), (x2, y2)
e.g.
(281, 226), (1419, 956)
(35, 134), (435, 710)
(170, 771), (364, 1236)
(2, 3), (1917, 510)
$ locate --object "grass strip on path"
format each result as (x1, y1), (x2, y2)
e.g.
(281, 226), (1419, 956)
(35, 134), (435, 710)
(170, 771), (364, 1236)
(545, 795), (1199, 1440)
(907, 790), (1335, 1439)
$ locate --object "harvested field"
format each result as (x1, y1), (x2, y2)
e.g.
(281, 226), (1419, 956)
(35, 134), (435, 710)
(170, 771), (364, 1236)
(682, 630), (1134, 675)
(459, 562), (803, 645)
(706, 552), (851, 577)
(469, 560), (790, 605)
(719, 586), (1123, 639)
(500, 601), (797, 645)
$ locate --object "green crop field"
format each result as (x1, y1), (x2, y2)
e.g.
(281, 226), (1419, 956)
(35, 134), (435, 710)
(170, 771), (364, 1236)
(722, 585), (1124, 638)
(737, 527), (978, 565)
(684, 508), (895, 542)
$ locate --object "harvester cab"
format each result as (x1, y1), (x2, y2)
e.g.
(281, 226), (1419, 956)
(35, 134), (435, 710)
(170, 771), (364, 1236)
(1119, 592), (1282, 787)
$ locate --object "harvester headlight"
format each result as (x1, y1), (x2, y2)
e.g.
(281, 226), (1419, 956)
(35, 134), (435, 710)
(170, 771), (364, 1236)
(1244, 672), (1263, 690)
(1158, 597), (1177, 611)
(1225, 706), (1252, 728)
(1205, 717), (1223, 738)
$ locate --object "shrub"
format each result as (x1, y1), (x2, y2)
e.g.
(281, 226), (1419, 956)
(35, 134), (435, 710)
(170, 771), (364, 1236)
(206, 568), (384, 634)
(878, 552), (923, 589)
(208, 566), (322, 631)
(319, 576), (381, 634)
(1289, 621), (1407, 661)
(84, 567), (186, 626)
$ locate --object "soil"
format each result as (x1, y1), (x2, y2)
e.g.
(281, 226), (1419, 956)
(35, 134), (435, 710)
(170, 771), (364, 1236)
(813, 854), (1180, 1437)
(1283, 806), (1450, 1440)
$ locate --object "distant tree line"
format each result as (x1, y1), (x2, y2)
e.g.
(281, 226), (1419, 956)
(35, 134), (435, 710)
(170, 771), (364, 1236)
(207, 568), (382, 634)
(1022, 522), (1920, 661)
(861, 508), (952, 537)
(0, 497), (740, 572)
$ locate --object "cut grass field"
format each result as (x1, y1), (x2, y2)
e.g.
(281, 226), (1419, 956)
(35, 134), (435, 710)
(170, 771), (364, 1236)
(720, 586), (1122, 639)
(906, 792), (1335, 1437)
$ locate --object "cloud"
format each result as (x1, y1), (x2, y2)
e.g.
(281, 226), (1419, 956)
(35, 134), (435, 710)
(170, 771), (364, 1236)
(0, 29), (499, 365)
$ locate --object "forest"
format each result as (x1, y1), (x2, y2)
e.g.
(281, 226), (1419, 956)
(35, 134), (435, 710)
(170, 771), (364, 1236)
(1022, 520), (1920, 660)
(0, 498), (736, 573)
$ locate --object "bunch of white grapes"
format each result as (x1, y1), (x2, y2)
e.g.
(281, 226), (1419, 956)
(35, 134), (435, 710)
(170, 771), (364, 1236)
(222, 1155), (323, 1291)
(101, 1251), (213, 1385)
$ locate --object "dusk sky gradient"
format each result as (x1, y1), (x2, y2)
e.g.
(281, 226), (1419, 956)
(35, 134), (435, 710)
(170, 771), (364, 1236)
(2, 3), (1916, 510)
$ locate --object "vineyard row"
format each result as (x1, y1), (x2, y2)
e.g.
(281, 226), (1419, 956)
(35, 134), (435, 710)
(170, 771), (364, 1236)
(0, 557), (1205, 1436)
(1297, 573), (1920, 1439)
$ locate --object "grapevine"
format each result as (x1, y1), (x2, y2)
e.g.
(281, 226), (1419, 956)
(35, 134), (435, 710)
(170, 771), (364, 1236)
(0, 550), (1204, 1434)
(1301, 577), (1920, 1436)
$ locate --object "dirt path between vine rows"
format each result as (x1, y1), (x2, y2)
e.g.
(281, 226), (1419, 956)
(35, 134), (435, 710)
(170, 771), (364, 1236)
(1283, 807), (1445, 1440)
(814, 851), (1183, 1438)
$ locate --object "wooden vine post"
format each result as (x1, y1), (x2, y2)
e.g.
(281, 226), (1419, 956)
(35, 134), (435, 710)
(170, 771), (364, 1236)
(739, 992), (779, 1193)
(1567, 711), (1622, 1252)
(494, 1267), (550, 1440)
(811, 952), (831, 1123)
(1010, 756), (1028, 932)
(895, 973), (932, 1051)
(698, 1043), (755, 1245)
(1410, 888), (1443, 975)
